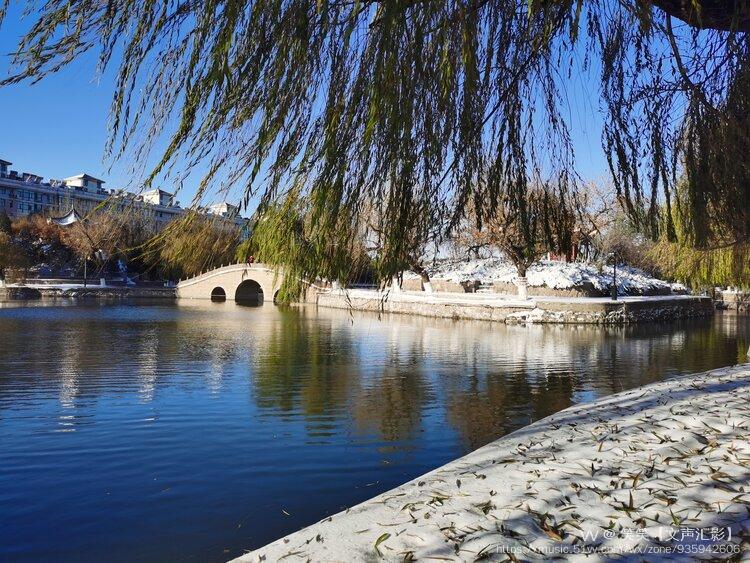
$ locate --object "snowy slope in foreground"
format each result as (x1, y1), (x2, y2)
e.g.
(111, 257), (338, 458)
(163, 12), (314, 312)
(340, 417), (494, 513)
(406, 258), (687, 294)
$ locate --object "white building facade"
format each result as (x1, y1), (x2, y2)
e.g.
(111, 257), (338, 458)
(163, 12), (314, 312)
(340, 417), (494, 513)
(0, 158), (246, 230)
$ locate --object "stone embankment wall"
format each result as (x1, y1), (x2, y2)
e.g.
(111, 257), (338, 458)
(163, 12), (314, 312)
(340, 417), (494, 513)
(720, 290), (749, 313)
(313, 291), (713, 325)
(511, 296), (714, 324)
(1, 286), (176, 300)
(401, 279), (481, 293)
(403, 278), (684, 297)
(316, 292), (531, 322)
(494, 282), (687, 298)
(493, 280), (604, 297)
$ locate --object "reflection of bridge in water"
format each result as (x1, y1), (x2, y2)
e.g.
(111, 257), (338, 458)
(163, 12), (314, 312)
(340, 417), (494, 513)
(176, 264), (285, 305)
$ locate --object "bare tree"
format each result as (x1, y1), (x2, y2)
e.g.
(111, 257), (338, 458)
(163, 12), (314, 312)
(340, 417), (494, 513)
(60, 207), (154, 275)
(456, 186), (576, 296)
(0, 231), (29, 280)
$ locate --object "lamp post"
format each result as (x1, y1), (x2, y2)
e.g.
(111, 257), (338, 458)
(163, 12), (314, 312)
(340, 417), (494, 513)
(609, 252), (618, 301)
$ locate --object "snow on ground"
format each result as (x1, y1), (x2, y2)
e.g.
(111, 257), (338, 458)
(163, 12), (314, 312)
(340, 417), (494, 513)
(236, 364), (750, 562)
(406, 258), (687, 294)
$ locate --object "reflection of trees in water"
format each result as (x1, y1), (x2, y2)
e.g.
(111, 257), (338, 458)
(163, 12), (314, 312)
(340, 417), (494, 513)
(355, 313), (749, 451)
(250, 307), (434, 444)
(613, 316), (747, 382)
(444, 368), (577, 451)
(437, 325), (586, 451)
(321, 310), (433, 444)
(431, 323), (613, 404)
(0, 303), (747, 447)
(246, 308), (749, 448)
(0, 312), (139, 412)
(352, 351), (431, 444)
(0, 304), (243, 413)
(250, 307), (360, 421)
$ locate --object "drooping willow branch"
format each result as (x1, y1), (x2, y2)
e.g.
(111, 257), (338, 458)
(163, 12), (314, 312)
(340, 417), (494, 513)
(1, 0), (748, 289)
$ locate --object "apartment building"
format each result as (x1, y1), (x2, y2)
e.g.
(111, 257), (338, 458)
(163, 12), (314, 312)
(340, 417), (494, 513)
(0, 158), (246, 230)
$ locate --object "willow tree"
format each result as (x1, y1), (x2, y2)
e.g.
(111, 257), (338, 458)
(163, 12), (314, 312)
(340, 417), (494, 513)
(147, 212), (241, 279)
(2, 0), (748, 293)
(645, 179), (750, 288)
(602, 4), (750, 251)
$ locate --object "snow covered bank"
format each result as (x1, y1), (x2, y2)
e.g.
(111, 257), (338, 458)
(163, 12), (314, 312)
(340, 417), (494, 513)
(405, 258), (687, 296)
(235, 364), (749, 562)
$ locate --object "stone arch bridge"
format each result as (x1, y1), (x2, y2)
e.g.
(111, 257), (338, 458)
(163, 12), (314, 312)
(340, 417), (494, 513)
(176, 264), (286, 304)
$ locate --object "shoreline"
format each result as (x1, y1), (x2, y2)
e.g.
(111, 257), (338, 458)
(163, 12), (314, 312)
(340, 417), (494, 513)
(174, 263), (714, 324)
(0, 284), (176, 300)
(235, 364), (750, 562)
(312, 288), (714, 325)
(0, 285), (716, 322)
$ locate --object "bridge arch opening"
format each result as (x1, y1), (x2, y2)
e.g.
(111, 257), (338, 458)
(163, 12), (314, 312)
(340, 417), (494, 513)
(210, 287), (226, 302)
(235, 279), (264, 305)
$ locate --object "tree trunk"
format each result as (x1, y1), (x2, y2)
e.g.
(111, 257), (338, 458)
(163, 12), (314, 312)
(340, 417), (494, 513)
(410, 260), (433, 293)
(390, 276), (401, 292)
(514, 261), (529, 300)
(419, 270), (433, 293)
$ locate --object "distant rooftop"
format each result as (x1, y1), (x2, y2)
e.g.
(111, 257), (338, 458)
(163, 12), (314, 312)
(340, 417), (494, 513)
(63, 173), (105, 184)
(208, 202), (239, 214)
(0, 158), (12, 166)
(142, 188), (174, 196)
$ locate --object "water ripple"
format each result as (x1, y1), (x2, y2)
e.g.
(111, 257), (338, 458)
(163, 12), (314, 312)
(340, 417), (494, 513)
(0, 302), (747, 562)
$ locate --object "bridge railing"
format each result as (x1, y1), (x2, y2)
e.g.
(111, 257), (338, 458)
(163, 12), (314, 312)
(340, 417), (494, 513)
(177, 263), (279, 287)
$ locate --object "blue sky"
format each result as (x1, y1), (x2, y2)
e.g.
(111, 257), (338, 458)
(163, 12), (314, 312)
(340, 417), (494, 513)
(0, 4), (610, 209)
(0, 6), (122, 183)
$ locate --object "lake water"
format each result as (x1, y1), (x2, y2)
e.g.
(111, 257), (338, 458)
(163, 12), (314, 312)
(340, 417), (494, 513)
(1, 301), (748, 562)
